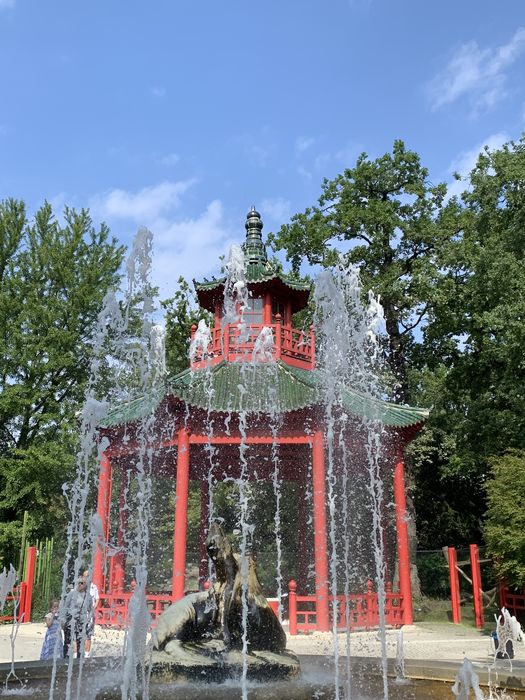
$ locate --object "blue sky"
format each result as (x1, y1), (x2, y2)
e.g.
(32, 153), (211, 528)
(1, 1), (524, 298)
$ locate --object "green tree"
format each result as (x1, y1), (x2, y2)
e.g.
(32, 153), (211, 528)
(162, 277), (211, 376)
(485, 450), (525, 588)
(410, 137), (525, 547)
(270, 140), (450, 402)
(270, 142), (455, 590)
(0, 199), (124, 564)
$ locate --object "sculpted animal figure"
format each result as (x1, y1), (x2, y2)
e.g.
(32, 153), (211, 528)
(204, 522), (286, 652)
(153, 523), (286, 654)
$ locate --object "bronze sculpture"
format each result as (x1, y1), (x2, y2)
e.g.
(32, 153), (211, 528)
(152, 523), (298, 680)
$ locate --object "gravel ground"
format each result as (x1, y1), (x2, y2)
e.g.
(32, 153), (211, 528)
(0, 621), (518, 666)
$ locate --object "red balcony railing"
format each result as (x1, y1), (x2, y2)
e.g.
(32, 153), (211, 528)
(190, 322), (315, 371)
(288, 580), (405, 634)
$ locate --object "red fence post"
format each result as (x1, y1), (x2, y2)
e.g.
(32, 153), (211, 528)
(366, 579), (373, 629)
(470, 544), (484, 629)
(309, 325), (316, 369)
(289, 580), (297, 636)
(498, 579), (507, 610)
(17, 582), (27, 622)
(447, 547), (462, 624)
(23, 546), (37, 623)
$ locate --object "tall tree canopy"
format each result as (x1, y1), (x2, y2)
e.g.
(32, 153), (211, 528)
(272, 137), (525, 552)
(0, 199), (124, 564)
(270, 140), (451, 402)
(411, 137), (525, 547)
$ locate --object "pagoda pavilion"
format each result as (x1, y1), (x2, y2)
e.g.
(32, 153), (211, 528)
(93, 207), (428, 631)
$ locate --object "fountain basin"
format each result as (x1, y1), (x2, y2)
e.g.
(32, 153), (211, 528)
(2, 655), (525, 699)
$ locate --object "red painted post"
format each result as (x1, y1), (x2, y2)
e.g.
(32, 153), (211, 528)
(289, 580), (297, 635)
(172, 428), (190, 600)
(312, 431), (330, 632)
(112, 474), (128, 592)
(470, 544), (484, 629)
(297, 482), (309, 586)
(198, 481), (209, 586)
(17, 582), (27, 622)
(447, 547), (462, 624)
(23, 546), (37, 622)
(498, 579), (507, 610)
(309, 325), (316, 369)
(93, 453), (111, 595)
(393, 450), (413, 625)
(223, 324), (230, 362)
(274, 315), (282, 360)
(366, 579), (374, 628)
(263, 292), (272, 325)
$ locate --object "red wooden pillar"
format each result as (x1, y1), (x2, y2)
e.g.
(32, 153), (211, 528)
(263, 292), (272, 325)
(309, 325), (316, 369)
(470, 544), (484, 629)
(111, 470), (128, 592)
(393, 448), (413, 625)
(198, 480), (210, 586)
(274, 315), (282, 360)
(312, 430), (330, 632)
(93, 453), (112, 595)
(297, 481), (310, 587)
(172, 428), (190, 600)
(23, 545), (37, 622)
(288, 580), (297, 635)
(447, 546), (461, 624)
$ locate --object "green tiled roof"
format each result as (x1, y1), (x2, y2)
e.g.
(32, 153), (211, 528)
(102, 361), (429, 429)
(194, 265), (310, 292)
(101, 388), (166, 428)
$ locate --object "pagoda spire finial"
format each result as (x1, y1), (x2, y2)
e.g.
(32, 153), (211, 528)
(243, 206), (267, 266)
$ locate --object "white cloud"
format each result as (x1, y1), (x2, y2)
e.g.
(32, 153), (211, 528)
(160, 152), (180, 166)
(91, 180), (195, 221)
(90, 181), (238, 297)
(446, 132), (508, 201)
(295, 136), (315, 154)
(246, 144), (269, 167)
(150, 86), (167, 98)
(152, 200), (237, 295)
(48, 192), (68, 215)
(231, 129), (274, 167)
(427, 27), (525, 112)
(260, 198), (291, 225)
(297, 166), (312, 179)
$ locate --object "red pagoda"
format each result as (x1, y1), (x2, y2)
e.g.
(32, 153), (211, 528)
(94, 207), (428, 632)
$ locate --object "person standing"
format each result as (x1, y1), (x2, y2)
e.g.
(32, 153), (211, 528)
(61, 577), (93, 658)
(82, 570), (99, 658)
(40, 600), (62, 660)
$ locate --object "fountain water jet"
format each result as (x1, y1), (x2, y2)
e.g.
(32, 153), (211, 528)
(34, 208), (434, 699)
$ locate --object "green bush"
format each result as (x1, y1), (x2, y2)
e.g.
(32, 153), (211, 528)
(417, 552), (449, 599)
(485, 450), (525, 589)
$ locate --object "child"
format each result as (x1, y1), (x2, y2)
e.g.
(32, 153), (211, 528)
(40, 600), (63, 660)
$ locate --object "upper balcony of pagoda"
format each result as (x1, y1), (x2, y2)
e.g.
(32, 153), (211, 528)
(191, 207), (315, 371)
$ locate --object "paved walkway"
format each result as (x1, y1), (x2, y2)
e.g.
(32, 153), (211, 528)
(0, 620), (519, 666)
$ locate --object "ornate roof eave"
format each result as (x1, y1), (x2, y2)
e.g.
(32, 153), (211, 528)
(101, 361), (429, 430)
(194, 269), (311, 312)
